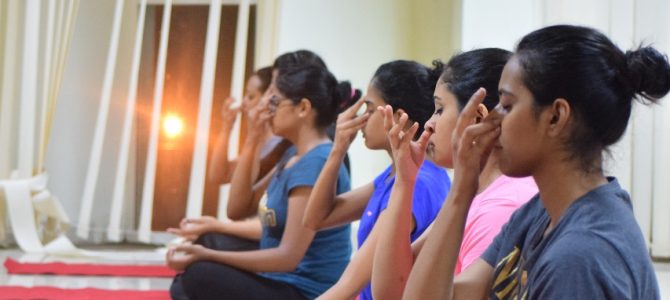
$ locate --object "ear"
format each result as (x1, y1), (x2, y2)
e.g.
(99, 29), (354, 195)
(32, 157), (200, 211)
(474, 104), (489, 123)
(297, 98), (312, 117)
(546, 98), (571, 137)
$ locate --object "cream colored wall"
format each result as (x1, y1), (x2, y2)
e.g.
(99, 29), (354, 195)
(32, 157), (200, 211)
(275, 0), (461, 188)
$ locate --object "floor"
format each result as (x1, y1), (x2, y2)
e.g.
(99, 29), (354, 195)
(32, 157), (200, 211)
(0, 246), (172, 292)
(0, 247), (669, 297)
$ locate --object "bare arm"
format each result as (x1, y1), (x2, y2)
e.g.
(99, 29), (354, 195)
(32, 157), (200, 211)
(303, 98), (372, 230)
(168, 216), (261, 241)
(227, 103), (274, 220)
(403, 88), (499, 299)
(175, 186), (317, 273)
(208, 98), (240, 184)
(372, 181), (416, 300)
(318, 212), (386, 300)
(215, 218), (262, 241)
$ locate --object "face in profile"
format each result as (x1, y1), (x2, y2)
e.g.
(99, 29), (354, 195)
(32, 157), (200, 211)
(242, 75), (264, 112)
(360, 83), (390, 150)
(496, 56), (546, 177)
(425, 80), (461, 168)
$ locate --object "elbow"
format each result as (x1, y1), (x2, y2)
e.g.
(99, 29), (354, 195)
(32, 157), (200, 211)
(226, 205), (251, 221)
(302, 215), (322, 231)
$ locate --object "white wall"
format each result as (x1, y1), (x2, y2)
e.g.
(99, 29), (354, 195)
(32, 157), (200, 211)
(461, 0), (670, 257)
(461, 0), (542, 51)
(275, 0), (418, 187)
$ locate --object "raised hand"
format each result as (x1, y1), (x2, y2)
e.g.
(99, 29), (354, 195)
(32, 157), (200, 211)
(451, 88), (501, 196)
(333, 98), (370, 152)
(380, 105), (432, 183)
(246, 97), (273, 141)
(221, 97), (241, 130)
(167, 216), (219, 241)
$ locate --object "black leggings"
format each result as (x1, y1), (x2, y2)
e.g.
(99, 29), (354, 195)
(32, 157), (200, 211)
(170, 233), (307, 300)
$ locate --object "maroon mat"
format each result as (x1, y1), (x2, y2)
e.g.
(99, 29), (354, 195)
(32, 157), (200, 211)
(0, 286), (169, 300)
(4, 258), (176, 277)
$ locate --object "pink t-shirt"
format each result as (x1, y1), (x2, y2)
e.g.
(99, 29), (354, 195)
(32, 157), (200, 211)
(454, 175), (538, 274)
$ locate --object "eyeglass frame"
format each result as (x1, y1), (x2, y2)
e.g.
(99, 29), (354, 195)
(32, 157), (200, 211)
(268, 94), (297, 113)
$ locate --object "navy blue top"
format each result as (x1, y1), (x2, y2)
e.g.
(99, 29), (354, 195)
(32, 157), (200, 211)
(259, 144), (352, 300)
(482, 178), (659, 299)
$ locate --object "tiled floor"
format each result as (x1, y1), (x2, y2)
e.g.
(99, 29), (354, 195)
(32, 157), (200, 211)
(0, 247), (669, 297)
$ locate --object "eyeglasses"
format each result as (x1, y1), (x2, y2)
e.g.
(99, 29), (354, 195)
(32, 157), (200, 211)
(268, 95), (295, 113)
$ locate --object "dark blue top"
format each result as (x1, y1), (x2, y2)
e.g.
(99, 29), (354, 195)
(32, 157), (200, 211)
(260, 144), (352, 299)
(482, 178), (659, 299)
(358, 160), (450, 300)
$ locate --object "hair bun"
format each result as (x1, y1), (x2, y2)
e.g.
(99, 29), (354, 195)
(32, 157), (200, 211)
(625, 46), (670, 102)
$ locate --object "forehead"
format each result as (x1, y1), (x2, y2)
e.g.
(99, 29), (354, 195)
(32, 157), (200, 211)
(498, 56), (527, 95)
(364, 82), (385, 105)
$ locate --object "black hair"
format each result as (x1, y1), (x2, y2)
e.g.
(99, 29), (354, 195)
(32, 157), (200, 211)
(440, 48), (512, 111)
(254, 66), (273, 93)
(371, 60), (444, 138)
(276, 65), (360, 129)
(515, 25), (670, 172)
(273, 50), (327, 75)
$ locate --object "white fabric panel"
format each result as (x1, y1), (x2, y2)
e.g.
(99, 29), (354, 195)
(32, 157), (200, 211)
(227, 0), (250, 160)
(108, 0), (148, 242)
(138, 0), (173, 243)
(185, 0), (223, 218)
(18, 0), (40, 178)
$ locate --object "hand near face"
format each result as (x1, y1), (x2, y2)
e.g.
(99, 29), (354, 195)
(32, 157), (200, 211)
(451, 88), (501, 195)
(246, 98), (273, 140)
(167, 216), (219, 241)
(380, 105), (432, 183)
(333, 98), (370, 152)
(221, 97), (241, 130)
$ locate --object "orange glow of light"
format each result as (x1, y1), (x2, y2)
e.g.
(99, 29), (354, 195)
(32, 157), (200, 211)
(163, 114), (184, 138)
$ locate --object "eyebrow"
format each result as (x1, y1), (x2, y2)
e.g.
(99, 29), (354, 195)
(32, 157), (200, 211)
(498, 88), (516, 98)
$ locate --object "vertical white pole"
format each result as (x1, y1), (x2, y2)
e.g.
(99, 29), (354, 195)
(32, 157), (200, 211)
(37, 0), (57, 173)
(138, 0), (173, 243)
(108, 0), (148, 242)
(185, 0), (222, 218)
(0, 0), (20, 179)
(17, 0), (41, 179)
(227, 0), (250, 160)
(76, 0), (125, 238)
(631, 106), (654, 247)
(652, 99), (670, 257)
(650, 0), (670, 258)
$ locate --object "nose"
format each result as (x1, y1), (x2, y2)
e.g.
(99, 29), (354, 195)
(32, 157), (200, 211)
(424, 119), (435, 134)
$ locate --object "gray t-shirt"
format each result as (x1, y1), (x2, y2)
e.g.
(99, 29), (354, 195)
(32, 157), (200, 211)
(481, 178), (659, 299)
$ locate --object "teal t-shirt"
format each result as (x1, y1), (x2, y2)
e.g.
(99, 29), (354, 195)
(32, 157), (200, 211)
(260, 143), (352, 299)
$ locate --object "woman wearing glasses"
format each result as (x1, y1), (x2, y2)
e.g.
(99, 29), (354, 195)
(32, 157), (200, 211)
(168, 64), (358, 300)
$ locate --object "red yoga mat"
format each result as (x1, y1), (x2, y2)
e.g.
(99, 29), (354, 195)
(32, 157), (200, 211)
(0, 286), (169, 300)
(3, 258), (176, 277)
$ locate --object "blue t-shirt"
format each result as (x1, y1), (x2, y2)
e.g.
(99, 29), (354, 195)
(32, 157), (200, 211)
(481, 178), (659, 299)
(260, 143), (352, 300)
(358, 159), (450, 300)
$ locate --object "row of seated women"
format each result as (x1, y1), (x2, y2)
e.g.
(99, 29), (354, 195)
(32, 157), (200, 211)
(165, 24), (670, 299)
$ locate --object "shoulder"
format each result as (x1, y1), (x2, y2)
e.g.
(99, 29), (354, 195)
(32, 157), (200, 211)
(415, 160), (450, 189)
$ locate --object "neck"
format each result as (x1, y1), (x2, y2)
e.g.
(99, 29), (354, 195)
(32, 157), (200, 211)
(289, 125), (329, 156)
(532, 156), (608, 230)
(477, 153), (503, 194)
